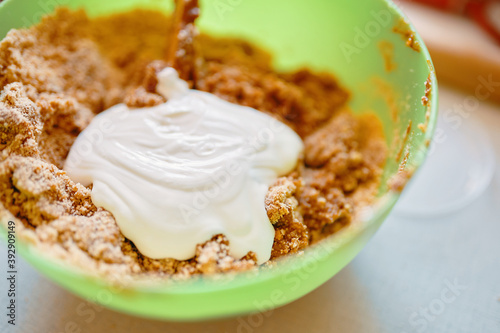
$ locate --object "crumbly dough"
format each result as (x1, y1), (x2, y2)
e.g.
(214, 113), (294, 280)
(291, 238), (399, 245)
(0, 8), (387, 281)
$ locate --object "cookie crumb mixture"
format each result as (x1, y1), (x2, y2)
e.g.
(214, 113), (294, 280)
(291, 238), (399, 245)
(0, 8), (387, 280)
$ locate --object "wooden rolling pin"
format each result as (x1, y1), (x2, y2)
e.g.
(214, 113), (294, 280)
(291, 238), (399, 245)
(401, 1), (500, 104)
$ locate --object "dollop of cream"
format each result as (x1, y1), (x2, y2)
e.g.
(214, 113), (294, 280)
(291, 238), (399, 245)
(64, 68), (303, 264)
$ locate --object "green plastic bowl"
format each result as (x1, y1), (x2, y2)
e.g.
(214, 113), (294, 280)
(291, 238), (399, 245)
(0, 0), (437, 321)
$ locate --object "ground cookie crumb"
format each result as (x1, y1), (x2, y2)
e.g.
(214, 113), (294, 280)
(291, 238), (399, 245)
(0, 8), (387, 281)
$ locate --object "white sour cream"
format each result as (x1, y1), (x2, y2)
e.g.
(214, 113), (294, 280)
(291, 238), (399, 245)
(64, 68), (303, 264)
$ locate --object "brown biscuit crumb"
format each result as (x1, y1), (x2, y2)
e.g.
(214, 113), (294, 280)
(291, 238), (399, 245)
(298, 111), (386, 241)
(124, 86), (166, 108)
(265, 177), (300, 224)
(0, 83), (42, 159)
(196, 62), (349, 138)
(266, 177), (309, 259)
(0, 8), (387, 281)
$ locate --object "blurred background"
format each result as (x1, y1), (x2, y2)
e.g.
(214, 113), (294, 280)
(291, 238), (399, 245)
(1, 0), (500, 332)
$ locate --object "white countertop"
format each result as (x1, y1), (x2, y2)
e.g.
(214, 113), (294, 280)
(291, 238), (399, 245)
(1, 85), (500, 333)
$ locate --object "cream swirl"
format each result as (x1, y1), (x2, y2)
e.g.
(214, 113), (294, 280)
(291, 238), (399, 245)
(64, 68), (303, 264)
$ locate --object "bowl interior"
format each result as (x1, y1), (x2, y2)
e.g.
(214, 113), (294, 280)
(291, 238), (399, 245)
(0, 0), (437, 320)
